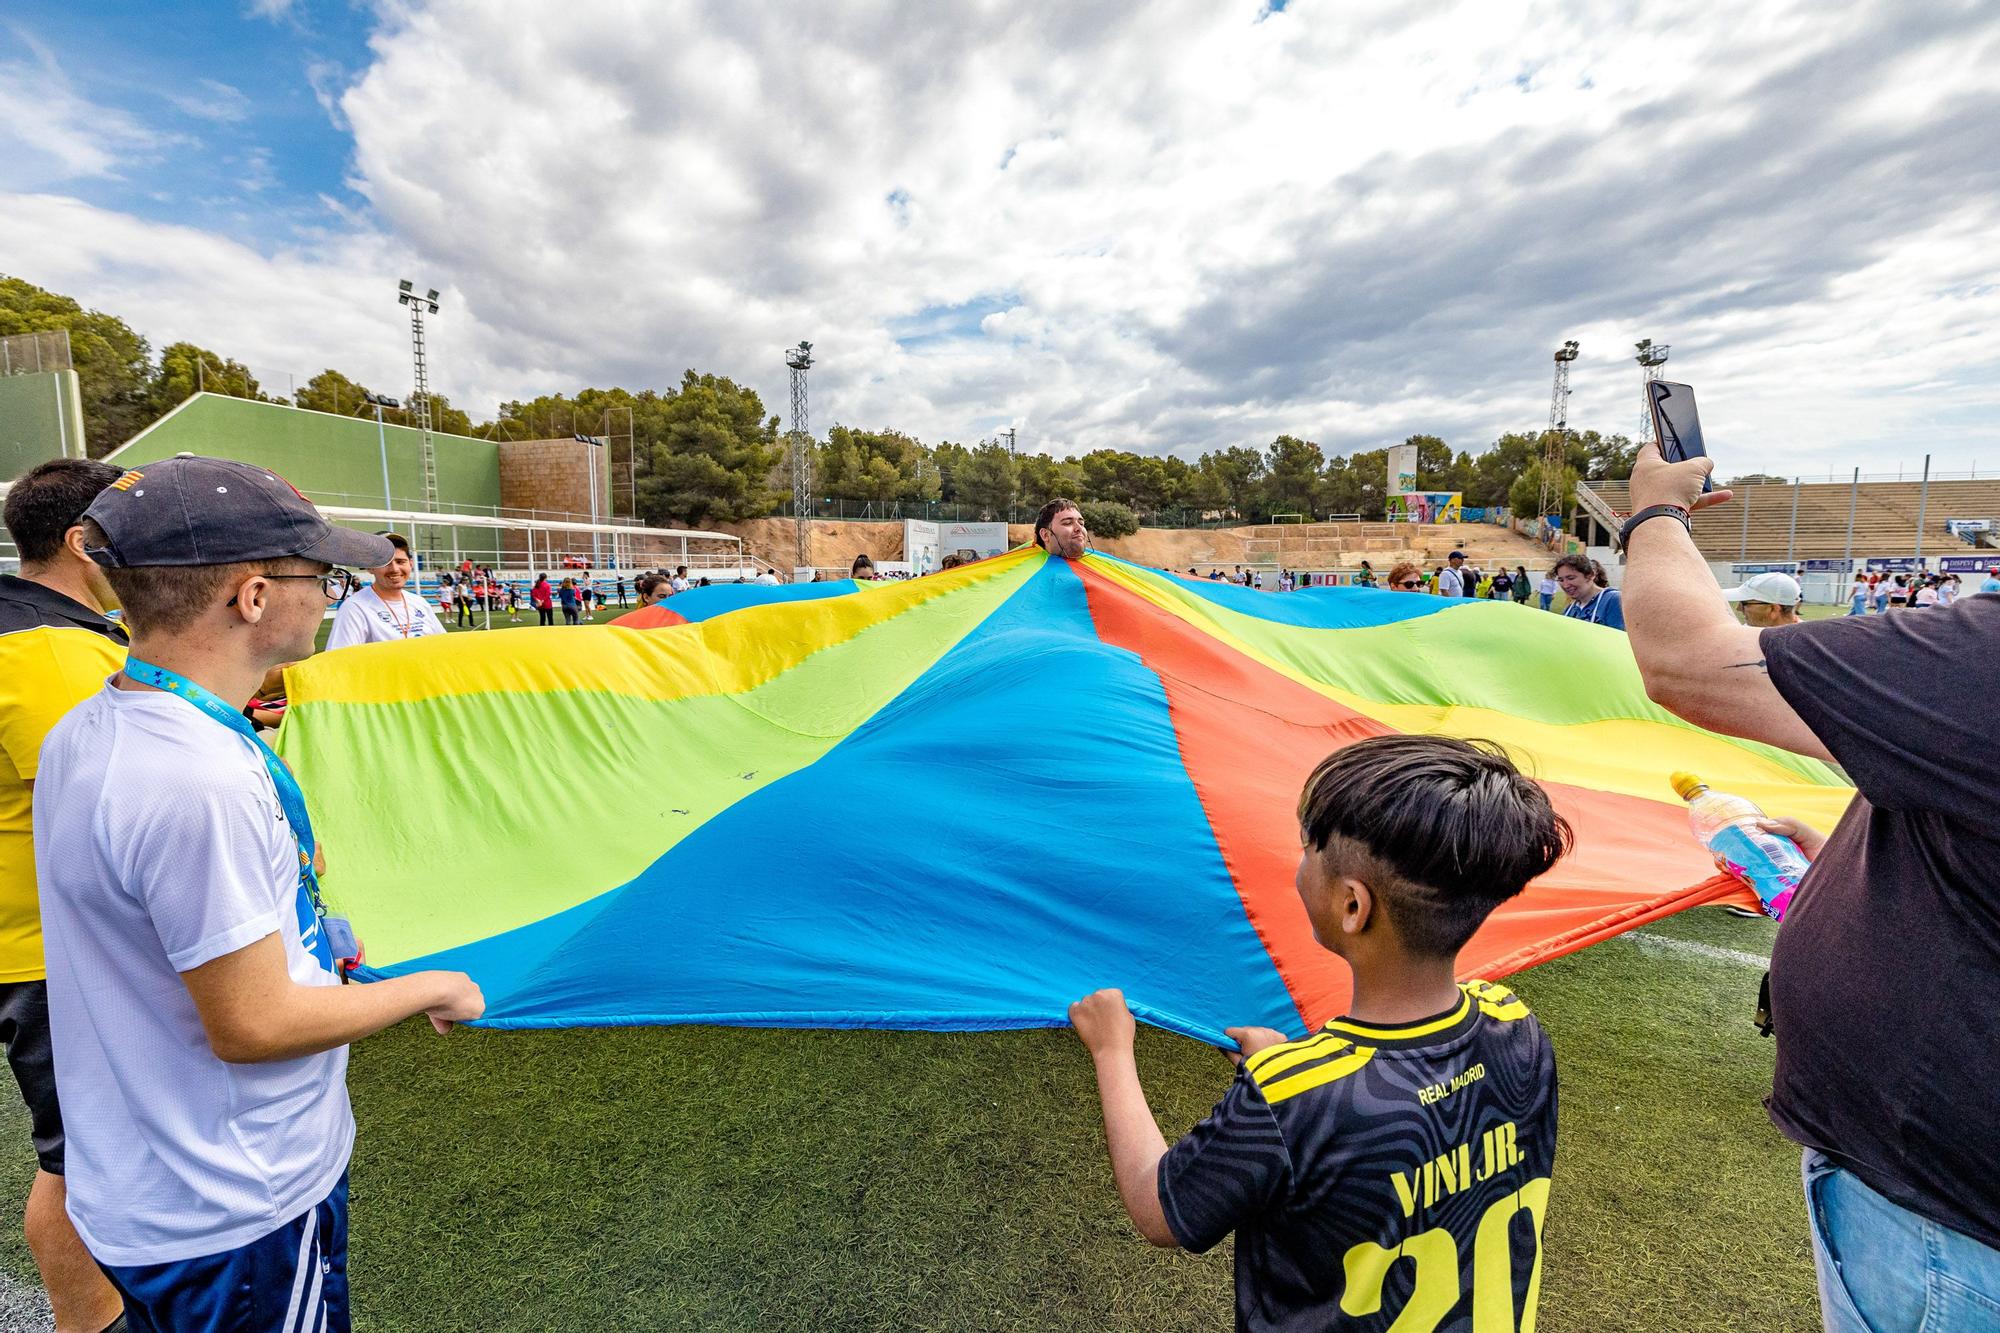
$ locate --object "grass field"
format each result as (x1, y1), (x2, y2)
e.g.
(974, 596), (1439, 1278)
(0, 587), (1832, 1329)
(0, 910), (1815, 1330)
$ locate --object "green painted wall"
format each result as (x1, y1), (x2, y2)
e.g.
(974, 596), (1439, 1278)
(107, 394), (507, 564)
(0, 370), (86, 482)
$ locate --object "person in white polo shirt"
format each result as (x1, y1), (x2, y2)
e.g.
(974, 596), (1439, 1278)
(1722, 570), (1803, 628)
(33, 457), (482, 1332)
(324, 532), (445, 650)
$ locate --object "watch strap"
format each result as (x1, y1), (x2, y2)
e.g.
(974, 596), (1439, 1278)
(1617, 504), (1691, 552)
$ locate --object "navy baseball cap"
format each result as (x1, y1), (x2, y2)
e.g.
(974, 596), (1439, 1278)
(83, 455), (394, 570)
(1448, 549), (1466, 559)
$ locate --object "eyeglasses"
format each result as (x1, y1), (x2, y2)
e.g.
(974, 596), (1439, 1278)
(1394, 579), (1421, 588)
(230, 569), (358, 605)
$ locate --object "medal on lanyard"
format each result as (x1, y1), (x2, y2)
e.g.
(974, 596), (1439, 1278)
(121, 659), (361, 979)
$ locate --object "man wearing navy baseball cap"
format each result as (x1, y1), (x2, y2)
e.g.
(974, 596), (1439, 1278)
(33, 456), (483, 1331)
(1439, 549), (1470, 597)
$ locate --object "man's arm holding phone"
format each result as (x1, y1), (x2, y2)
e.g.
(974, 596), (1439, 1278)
(1622, 444), (1834, 763)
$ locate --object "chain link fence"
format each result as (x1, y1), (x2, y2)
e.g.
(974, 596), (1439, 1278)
(0, 330), (72, 377)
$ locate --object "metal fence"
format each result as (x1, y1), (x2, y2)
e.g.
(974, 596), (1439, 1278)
(0, 330), (72, 377)
(776, 498), (1356, 529)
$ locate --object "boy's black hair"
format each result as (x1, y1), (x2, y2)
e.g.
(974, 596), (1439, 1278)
(3, 458), (121, 565)
(1298, 735), (1572, 958)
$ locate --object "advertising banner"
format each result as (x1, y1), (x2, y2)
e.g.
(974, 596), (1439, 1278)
(907, 520), (1011, 574)
(903, 520), (940, 575)
(1938, 555), (1998, 575)
(1801, 559), (1852, 572)
(1731, 562), (1801, 576)
(1385, 491), (1462, 523)
(941, 522), (1011, 559)
(1387, 443), (1419, 496)
(1864, 556), (1926, 573)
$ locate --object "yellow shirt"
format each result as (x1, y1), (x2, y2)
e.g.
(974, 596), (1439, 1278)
(0, 577), (128, 983)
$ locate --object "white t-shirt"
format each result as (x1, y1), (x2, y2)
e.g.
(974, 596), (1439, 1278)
(753, 571), (779, 586)
(1438, 567), (1466, 597)
(325, 586), (446, 650)
(33, 685), (353, 1265)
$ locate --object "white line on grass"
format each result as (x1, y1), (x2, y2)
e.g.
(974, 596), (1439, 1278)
(0, 1264), (53, 1332)
(1626, 931), (1772, 970)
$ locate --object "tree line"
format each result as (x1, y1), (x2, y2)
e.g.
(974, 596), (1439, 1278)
(4, 272), (1639, 532)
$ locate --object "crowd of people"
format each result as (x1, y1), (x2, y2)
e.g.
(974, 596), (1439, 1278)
(1, 466), (1993, 1331)
(1844, 567), (1991, 613)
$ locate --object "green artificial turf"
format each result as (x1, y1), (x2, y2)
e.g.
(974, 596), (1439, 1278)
(0, 907), (1817, 1330)
(2, 588), (1829, 1327)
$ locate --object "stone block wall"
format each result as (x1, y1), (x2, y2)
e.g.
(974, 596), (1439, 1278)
(497, 437), (609, 565)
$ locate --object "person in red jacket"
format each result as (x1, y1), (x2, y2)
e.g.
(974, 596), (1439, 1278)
(530, 574), (554, 627)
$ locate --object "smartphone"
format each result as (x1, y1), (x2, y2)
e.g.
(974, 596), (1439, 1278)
(1648, 380), (1712, 492)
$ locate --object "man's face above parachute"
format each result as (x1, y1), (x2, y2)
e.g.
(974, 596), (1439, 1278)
(1041, 507), (1087, 559)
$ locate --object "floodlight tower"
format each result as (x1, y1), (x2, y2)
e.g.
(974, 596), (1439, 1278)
(1634, 338), (1670, 444)
(785, 340), (814, 570)
(397, 280), (442, 512)
(1539, 340), (1580, 519)
(999, 427), (1017, 455)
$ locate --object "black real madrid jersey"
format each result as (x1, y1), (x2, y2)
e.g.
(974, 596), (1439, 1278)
(1157, 980), (1558, 1333)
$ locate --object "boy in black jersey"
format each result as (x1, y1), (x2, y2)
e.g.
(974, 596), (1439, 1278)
(1071, 735), (1573, 1333)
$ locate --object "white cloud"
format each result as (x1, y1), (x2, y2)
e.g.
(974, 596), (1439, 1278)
(8, 0), (2000, 474)
(0, 27), (166, 184)
(305, 60), (349, 130)
(165, 77), (252, 124)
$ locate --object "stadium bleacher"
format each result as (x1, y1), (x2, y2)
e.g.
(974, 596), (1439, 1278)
(1582, 477), (2000, 562)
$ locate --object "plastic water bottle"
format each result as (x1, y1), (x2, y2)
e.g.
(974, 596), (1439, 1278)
(1669, 772), (1810, 921)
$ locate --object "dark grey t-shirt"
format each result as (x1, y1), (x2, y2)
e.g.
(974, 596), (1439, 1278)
(1762, 596), (2000, 1249)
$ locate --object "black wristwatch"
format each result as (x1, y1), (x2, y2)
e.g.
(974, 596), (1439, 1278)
(1617, 504), (1691, 552)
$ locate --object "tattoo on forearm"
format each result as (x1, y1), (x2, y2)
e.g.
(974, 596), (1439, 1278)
(1725, 659), (1769, 673)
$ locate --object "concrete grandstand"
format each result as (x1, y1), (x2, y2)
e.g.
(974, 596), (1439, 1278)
(1577, 476), (2000, 563)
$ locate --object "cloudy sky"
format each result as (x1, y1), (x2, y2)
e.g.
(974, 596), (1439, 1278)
(4, 0), (1997, 475)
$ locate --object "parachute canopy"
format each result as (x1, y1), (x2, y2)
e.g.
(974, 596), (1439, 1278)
(277, 549), (1850, 1043)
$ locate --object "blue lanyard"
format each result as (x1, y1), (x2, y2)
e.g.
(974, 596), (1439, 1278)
(122, 659), (335, 971)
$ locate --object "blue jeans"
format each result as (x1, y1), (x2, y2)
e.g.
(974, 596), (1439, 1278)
(1804, 1149), (2000, 1331)
(1538, 593), (1553, 610)
(1848, 596), (1868, 615)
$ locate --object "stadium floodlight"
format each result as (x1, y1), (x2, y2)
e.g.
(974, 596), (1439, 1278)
(397, 283), (440, 315)
(396, 278), (443, 522)
(363, 393), (398, 513)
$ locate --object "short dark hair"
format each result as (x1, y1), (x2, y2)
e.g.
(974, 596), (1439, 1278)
(80, 517), (321, 635)
(1035, 498), (1080, 549)
(3, 458), (121, 565)
(1297, 736), (1572, 958)
(380, 532), (410, 555)
(1550, 553), (1595, 583)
